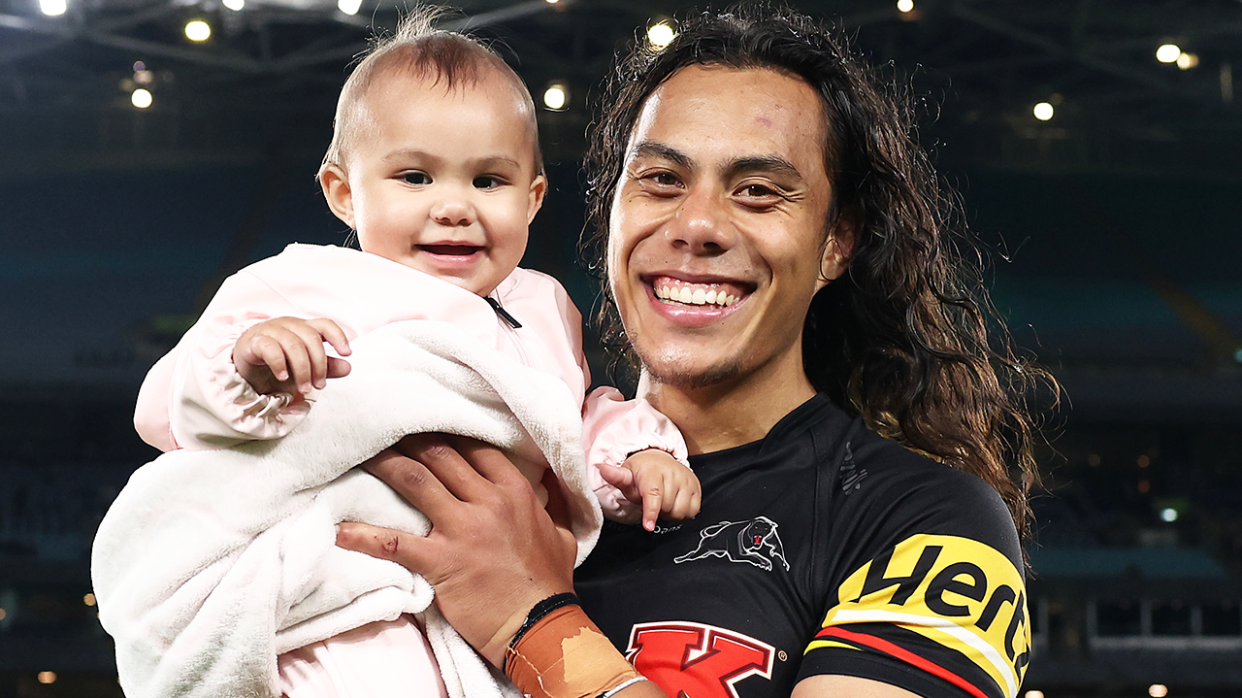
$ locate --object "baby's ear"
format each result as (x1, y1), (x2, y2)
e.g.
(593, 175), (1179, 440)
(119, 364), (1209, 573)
(527, 173), (548, 224)
(319, 164), (355, 228)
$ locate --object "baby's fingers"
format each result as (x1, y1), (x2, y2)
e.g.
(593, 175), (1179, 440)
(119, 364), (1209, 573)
(326, 356), (352, 379)
(641, 483), (664, 532)
(285, 324), (336, 390)
(248, 335), (291, 382)
(668, 484), (702, 521)
(597, 462), (635, 491)
(307, 318), (352, 357)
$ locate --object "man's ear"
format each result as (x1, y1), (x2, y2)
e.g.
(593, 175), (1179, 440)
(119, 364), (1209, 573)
(527, 173), (548, 224)
(320, 164), (355, 229)
(817, 210), (857, 290)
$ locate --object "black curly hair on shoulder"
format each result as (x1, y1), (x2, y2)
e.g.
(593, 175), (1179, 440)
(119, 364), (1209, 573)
(579, 2), (1057, 541)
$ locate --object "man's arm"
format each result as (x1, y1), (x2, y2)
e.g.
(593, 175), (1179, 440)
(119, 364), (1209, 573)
(793, 675), (923, 698)
(334, 435), (666, 697)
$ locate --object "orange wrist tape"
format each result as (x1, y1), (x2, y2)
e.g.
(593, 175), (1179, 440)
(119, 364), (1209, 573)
(505, 605), (643, 698)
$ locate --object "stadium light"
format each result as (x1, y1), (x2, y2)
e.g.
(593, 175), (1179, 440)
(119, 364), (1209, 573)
(39, 0), (67, 16)
(184, 20), (211, 42)
(648, 22), (675, 48)
(543, 83), (568, 111)
(1156, 44), (1181, 64)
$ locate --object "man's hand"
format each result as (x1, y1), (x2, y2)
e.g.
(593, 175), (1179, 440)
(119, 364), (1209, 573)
(335, 434), (577, 667)
(598, 449), (702, 531)
(232, 317), (352, 395)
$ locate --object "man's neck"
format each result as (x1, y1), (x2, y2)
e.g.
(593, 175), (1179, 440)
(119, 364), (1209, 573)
(638, 369), (818, 456)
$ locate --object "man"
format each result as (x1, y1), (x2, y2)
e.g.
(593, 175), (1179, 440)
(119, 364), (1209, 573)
(338, 6), (1051, 698)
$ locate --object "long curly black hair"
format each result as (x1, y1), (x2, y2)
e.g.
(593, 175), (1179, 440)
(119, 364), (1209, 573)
(579, 3), (1057, 540)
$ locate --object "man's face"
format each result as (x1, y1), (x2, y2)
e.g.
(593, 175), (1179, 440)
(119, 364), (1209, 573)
(608, 65), (848, 392)
(323, 70), (545, 297)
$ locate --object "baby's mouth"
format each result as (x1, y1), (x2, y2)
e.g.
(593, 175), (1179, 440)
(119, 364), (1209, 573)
(419, 244), (481, 256)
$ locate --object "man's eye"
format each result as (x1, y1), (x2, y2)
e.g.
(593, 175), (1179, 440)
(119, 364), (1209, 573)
(639, 171), (681, 189)
(740, 184), (778, 198)
(403, 172), (431, 185)
(473, 175), (503, 190)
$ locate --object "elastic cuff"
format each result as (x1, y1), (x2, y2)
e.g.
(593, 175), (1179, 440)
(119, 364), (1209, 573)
(622, 446), (691, 470)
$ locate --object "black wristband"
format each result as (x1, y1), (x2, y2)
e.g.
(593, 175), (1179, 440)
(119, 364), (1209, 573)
(504, 592), (579, 670)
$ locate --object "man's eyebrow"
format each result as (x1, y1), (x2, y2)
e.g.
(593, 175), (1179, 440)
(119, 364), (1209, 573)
(628, 143), (803, 182)
(630, 141), (693, 170)
(721, 156), (803, 181)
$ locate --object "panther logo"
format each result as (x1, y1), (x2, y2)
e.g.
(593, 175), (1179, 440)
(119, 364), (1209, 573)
(673, 516), (789, 572)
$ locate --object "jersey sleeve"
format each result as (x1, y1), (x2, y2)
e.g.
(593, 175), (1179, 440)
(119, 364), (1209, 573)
(799, 460), (1029, 698)
(133, 270), (309, 451)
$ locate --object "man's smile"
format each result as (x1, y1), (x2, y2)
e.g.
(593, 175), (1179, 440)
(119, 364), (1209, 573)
(650, 276), (748, 308)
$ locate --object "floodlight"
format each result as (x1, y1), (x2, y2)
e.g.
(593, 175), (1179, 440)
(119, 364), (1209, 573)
(1156, 44), (1181, 64)
(184, 20), (211, 42)
(543, 83), (568, 111)
(39, 0), (67, 16)
(648, 22), (675, 48)
(131, 89), (153, 109)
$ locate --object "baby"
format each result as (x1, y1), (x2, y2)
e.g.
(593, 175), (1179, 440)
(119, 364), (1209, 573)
(126, 13), (700, 698)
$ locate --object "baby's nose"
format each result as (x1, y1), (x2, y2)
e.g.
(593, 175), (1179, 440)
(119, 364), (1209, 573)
(432, 198), (474, 226)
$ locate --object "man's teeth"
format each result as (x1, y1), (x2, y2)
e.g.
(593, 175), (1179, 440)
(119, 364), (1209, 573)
(654, 284), (738, 307)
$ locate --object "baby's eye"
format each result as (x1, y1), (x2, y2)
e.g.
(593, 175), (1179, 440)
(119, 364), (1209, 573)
(473, 175), (504, 190)
(402, 171), (431, 185)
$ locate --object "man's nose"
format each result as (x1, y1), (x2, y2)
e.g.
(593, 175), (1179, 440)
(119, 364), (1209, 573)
(668, 185), (734, 254)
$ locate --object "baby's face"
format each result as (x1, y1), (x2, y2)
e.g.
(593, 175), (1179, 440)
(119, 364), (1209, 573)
(329, 70), (544, 296)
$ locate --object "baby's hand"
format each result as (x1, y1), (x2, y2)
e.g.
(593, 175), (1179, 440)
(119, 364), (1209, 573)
(232, 317), (352, 395)
(598, 449), (701, 532)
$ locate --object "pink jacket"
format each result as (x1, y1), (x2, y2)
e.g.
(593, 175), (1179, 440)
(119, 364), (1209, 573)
(133, 244), (687, 518)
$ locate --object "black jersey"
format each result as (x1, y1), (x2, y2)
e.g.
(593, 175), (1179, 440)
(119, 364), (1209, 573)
(576, 395), (1028, 698)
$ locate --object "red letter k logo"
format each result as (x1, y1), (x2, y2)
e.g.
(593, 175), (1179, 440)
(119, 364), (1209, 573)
(627, 622), (774, 698)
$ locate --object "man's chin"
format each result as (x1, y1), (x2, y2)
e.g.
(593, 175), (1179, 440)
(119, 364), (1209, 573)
(638, 353), (743, 391)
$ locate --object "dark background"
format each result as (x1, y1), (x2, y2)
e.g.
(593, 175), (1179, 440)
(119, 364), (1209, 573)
(1, 1), (1241, 696)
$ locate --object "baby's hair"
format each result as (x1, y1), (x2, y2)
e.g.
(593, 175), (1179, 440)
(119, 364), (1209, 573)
(320, 8), (543, 176)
